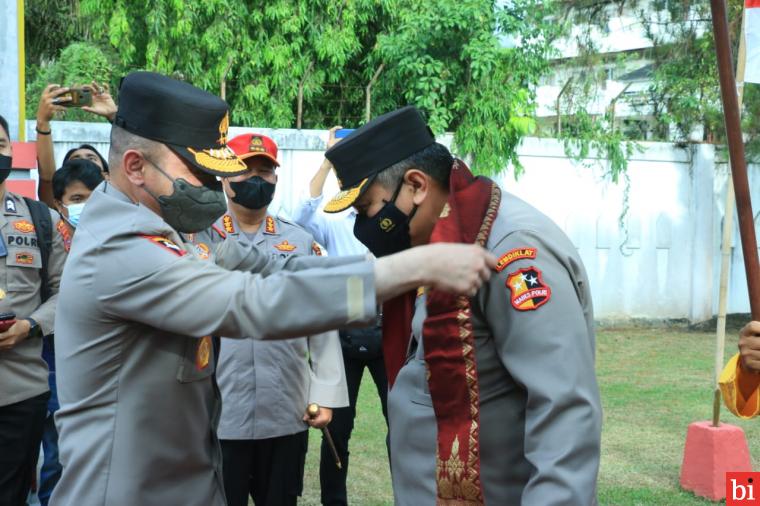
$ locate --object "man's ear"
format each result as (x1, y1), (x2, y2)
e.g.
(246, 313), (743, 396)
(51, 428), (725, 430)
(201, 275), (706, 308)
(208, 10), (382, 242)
(53, 200), (66, 217)
(222, 177), (234, 198)
(122, 150), (147, 186)
(404, 169), (430, 206)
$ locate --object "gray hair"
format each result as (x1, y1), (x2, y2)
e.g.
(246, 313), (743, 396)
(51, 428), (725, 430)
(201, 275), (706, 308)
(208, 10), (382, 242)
(109, 125), (164, 168)
(374, 142), (454, 190)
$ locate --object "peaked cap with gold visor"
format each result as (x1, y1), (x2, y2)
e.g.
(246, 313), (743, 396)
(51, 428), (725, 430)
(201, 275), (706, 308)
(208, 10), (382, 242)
(113, 71), (247, 177)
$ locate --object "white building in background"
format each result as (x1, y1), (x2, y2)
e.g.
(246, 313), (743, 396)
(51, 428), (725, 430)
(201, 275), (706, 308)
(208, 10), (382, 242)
(534, 1), (711, 141)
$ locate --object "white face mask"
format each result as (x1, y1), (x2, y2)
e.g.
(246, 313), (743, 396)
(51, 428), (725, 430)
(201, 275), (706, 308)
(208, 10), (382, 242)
(64, 202), (86, 227)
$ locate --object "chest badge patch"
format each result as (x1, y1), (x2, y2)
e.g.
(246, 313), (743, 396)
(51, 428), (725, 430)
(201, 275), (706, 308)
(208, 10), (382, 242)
(15, 252), (34, 265)
(13, 220), (35, 234)
(195, 242), (210, 260)
(506, 266), (551, 311)
(196, 336), (212, 370)
(311, 242), (323, 256)
(141, 235), (186, 257)
(274, 240), (297, 252)
(496, 247), (537, 272)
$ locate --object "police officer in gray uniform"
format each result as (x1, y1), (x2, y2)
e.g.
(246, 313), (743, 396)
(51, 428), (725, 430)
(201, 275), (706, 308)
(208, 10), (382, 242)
(323, 106), (602, 505)
(0, 114), (68, 505)
(50, 73), (496, 506)
(192, 132), (347, 506)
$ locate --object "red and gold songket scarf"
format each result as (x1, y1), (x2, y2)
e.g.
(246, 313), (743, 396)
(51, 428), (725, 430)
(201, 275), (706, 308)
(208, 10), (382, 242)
(383, 159), (501, 505)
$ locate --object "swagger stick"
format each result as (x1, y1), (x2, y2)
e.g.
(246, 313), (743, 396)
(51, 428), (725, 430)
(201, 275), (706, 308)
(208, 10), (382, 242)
(307, 403), (342, 469)
(710, 0), (760, 321)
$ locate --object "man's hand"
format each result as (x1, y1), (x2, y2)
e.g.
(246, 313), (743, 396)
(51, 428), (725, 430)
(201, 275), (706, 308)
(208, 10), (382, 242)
(36, 84), (70, 126)
(739, 321), (760, 373)
(326, 126), (343, 150)
(303, 405), (333, 429)
(0, 319), (32, 351)
(420, 244), (497, 296)
(310, 126), (344, 198)
(81, 81), (117, 122)
(375, 243), (497, 302)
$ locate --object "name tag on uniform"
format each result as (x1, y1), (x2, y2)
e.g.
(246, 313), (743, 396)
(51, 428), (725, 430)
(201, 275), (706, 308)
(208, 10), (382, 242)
(0, 236), (8, 258)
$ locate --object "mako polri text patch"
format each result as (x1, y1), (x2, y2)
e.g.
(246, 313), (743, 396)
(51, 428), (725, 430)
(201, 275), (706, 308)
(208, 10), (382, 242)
(506, 266), (551, 311)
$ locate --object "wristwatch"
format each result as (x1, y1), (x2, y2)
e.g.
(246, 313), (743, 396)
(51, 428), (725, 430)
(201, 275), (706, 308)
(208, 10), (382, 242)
(24, 318), (42, 338)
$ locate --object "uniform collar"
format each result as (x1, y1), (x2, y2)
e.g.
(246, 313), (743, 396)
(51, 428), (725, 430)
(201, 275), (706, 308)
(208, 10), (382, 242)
(99, 182), (184, 245)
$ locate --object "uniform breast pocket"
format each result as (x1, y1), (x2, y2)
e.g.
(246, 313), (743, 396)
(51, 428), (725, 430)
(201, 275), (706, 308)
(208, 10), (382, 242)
(176, 335), (216, 383)
(5, 246), (42, 292)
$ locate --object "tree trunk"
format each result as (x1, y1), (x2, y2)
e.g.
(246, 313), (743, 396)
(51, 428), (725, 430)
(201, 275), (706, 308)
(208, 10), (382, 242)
(365, 63), (385, 122)
(297, 61), (314, 129)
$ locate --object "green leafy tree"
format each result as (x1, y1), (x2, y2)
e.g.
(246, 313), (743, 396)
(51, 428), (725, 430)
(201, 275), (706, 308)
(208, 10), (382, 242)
(374, 0), (562, 175)
(25, 42), (115, 122)
(77, 0), (393, 128)
(29, 0), (568, 178)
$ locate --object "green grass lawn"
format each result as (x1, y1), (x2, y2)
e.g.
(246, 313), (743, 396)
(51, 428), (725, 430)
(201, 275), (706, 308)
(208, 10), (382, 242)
(296, 328), (759, 505)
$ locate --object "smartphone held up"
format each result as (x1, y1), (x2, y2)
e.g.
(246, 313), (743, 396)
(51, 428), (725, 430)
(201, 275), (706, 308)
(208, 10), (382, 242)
(53, 88), (93, 108)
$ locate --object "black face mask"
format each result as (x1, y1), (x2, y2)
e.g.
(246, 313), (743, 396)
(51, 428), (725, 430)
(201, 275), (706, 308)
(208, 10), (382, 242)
(0, 155), (12, 184)
(229, 176), (275, 210)
(144, 158), (228, 233)
(353, 180), (417, 257)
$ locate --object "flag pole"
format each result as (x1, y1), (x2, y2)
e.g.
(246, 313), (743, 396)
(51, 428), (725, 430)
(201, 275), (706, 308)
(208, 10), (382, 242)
(712, 8), (747, 427)
(710, 0), (760, 321)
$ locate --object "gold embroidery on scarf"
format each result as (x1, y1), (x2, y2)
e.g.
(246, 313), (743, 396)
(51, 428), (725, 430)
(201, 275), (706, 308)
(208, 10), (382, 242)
(434, 171), (501, 506)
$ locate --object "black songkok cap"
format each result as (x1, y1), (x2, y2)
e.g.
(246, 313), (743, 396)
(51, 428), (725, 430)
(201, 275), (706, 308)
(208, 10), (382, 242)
(323, 106), (435, 213)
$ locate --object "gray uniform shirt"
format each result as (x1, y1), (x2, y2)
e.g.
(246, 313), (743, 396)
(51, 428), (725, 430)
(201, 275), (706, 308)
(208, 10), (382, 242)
(197, 213), (347, 440)
(51, 183), (376, 506)
(0, 192), (66, 406)
(389, 192), (602, 506)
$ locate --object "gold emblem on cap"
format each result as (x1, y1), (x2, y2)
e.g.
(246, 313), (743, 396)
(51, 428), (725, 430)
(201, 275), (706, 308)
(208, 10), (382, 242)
(217, 112), (230, 145)
(188, 146), (246, 174)
(249, 136), (266, 153)
(324, 178), (369, 214)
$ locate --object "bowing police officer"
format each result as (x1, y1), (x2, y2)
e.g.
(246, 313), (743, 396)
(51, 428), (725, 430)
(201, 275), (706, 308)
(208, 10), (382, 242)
(323, 106), (603, 506)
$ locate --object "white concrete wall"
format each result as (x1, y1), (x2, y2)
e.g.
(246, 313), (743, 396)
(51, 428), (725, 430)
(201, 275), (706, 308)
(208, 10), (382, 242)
(31, 120), (750, 323)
